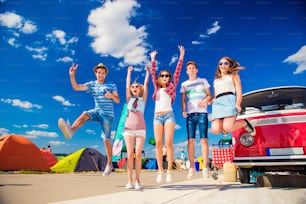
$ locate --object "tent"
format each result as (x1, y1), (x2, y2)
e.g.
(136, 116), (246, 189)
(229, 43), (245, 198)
(51, 147), (107, 172)
(0, 134), (50, 171)
(40, 149), (58, 167)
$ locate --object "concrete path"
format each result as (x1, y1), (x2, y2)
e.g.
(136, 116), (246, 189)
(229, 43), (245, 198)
(1, 170), (305, 204)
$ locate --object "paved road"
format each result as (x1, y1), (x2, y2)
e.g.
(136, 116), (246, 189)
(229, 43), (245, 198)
(0, 170), (305, 204)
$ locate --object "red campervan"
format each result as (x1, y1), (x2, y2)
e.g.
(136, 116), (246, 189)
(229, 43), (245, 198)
(232, 86), (306, 183)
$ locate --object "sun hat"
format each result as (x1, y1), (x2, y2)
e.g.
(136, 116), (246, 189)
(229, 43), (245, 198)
(93, 63), (108, 74)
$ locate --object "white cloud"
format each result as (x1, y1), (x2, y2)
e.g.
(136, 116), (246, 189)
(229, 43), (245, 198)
(86, 129), (96, 135)
(32, 53), (47, 61)
(56, 56), (73, 63)
(192, 21), (220, 45)
(52, 95), (75, 107)
(7, 37), (20, 47)
(0, 11), (37, 34)
(207, 21), (220, 35)
(0, 127), (9, 135)
(25, 45), (48, 61)
(13, 124), (28, 128)
(21, 20), (38, 34)
(0, 12), (22, 29)
(192, 41), (204, 45)
(283, 45), (306, 74)
(1, 98), (42, 111)
(26, 130), (58, 139)
(90, 144), (99, 149)
(0, 12), (76, 62)
(169, 55), (178, 66)
(33, 124), (49, 129)
(87, 0), (149, 66)
(49, 140), (65, 146)
(46, 29), (78, 61)
(52, 30), (66, 45)
(199, 34), (209, 38)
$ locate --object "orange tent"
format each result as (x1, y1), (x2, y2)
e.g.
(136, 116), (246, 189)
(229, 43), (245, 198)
(0, 134), (50, 171)
(40, 149), (58, 167)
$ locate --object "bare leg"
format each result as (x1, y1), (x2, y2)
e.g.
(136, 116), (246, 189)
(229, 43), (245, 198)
(104, 139), (113, 166)
(154, 124), (164, 173)
(124, 135), (135, 184)
(135, 136), (145, 183)
(71, 112), (90, 133)
(211, 119), (223, 134)
(201, 138), (209, 168)
(188, 138), (195, 169)
(164, 122), (175, 172)
(223, 116), (245, 133)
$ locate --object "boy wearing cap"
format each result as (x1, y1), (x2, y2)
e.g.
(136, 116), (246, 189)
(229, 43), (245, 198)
(180, 61), (211, 179)
(58, 62), (120, 176)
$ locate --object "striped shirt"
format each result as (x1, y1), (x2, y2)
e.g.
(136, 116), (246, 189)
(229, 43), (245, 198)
(180, 78), (210, 113)
(85, 80), (118, 117)
(151, 59), (183, 104)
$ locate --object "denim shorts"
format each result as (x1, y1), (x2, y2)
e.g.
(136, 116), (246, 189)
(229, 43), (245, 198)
(86, 109), (114, 140)
(186, 112), (208, 139)
(153, 111), (176, 125)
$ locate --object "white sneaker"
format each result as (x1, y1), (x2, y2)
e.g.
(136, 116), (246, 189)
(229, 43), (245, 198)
(187, 168), (194, 179)
(125, 183), (133, 190)
(156, 172), (162, 183)
(166, 172), (172, 183)
(135, 182), (142, 190)
(58, 118), (73, 139)
(202, 168), (209, 178)
(102, 165), (113, 176)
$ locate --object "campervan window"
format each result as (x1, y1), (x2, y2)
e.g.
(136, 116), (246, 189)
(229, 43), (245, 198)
(244, 107), (261, 114)
(284, 103), (304, 110)
(241, 87), (306, 115)
(261, 104), (279, 112)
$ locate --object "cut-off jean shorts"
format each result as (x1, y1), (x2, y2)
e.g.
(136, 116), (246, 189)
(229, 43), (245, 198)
(186, 112), (208, 140)
(153, 111), (176, 125)
(86, 109), (114, 140)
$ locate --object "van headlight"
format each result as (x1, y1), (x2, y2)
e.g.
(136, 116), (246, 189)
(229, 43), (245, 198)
(240, 133), (254, 146)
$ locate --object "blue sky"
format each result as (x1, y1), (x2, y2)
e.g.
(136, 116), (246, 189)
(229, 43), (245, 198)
(0, 0), (305, 159)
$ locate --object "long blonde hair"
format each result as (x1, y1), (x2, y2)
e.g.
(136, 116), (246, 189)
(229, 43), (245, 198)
(215, 56), (245, 79)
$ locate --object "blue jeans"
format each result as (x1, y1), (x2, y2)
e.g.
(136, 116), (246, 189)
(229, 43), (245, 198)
(186, 113), (208, 139)
(86, 109), (114, 140)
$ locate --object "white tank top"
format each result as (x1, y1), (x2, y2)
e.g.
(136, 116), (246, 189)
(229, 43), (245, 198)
(155, 88), (172, 112)
(213, 75), (235, 96)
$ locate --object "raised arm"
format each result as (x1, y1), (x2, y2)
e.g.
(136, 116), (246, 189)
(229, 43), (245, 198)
(150, 50), (158, 84)
(126, 66), (133, 102)
(143, 65), (150, 103)
(69, 63), (88, 91)
(172, 45), (185, 86)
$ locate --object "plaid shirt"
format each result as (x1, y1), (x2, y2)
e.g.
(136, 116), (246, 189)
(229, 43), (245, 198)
(151, 59), (183, 104)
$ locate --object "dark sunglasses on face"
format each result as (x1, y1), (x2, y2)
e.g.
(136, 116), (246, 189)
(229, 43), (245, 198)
(219, 61), (230, 66)
(159, 74), (170, 78)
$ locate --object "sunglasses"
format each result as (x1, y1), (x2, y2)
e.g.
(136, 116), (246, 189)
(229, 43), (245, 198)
(159, 74), (170, 78)
(219, 61), (230, 66)
(131, 85), (139, 89)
